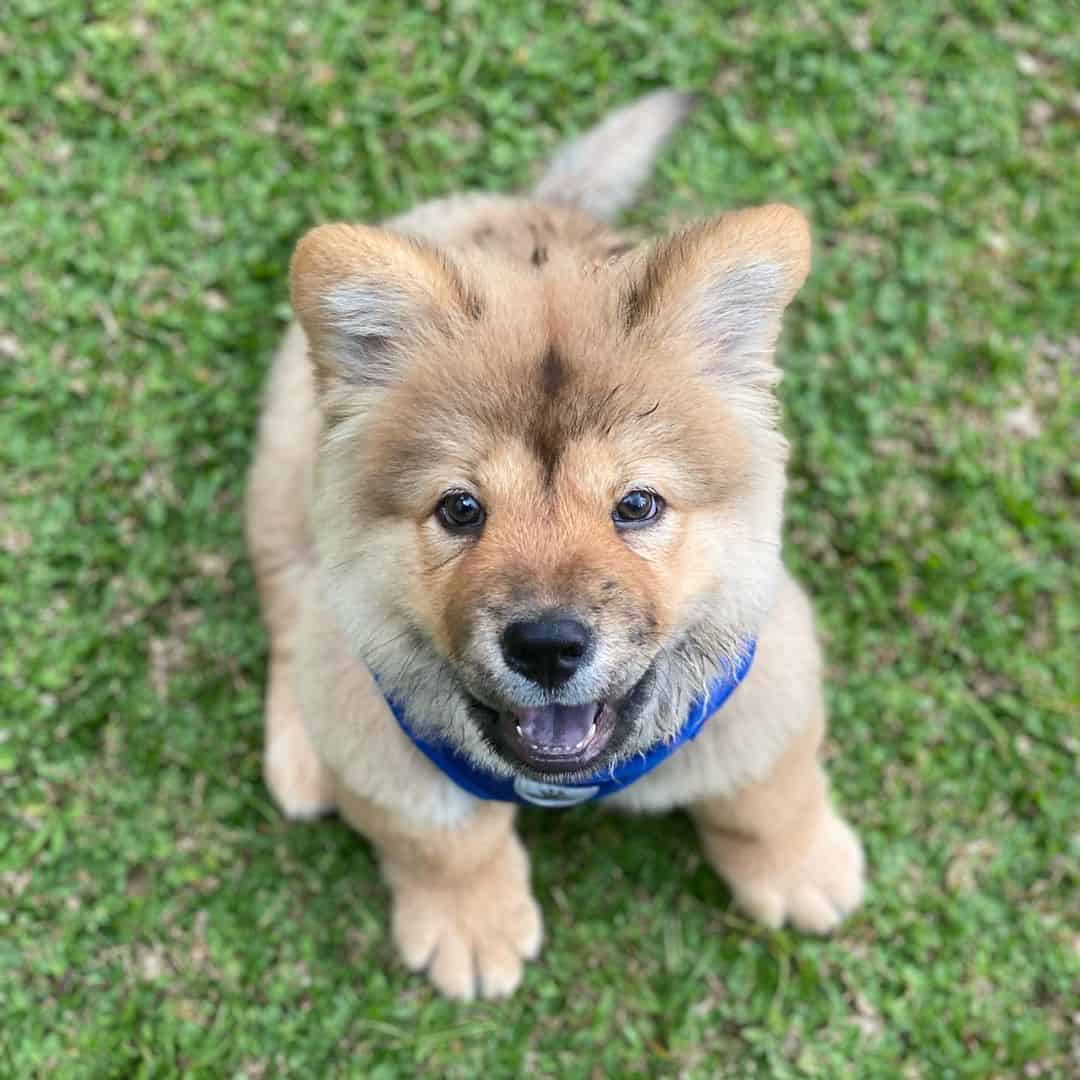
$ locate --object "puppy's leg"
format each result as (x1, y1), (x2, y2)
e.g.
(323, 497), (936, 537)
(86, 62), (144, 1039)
(247, 324), (335, 819)
(335, 786), (542, 1001)
(248, 479), (335, 821)
(263, 625), (336, 820)
(690, 722), (864, 933)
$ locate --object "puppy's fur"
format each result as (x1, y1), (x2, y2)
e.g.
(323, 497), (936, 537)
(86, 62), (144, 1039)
(246, 91), (865, 1000)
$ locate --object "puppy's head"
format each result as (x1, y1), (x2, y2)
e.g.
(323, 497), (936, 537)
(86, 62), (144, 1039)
(291, 207), (810, 780)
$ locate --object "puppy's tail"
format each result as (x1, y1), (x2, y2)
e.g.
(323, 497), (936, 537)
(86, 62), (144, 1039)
(532, 89), (696, 221)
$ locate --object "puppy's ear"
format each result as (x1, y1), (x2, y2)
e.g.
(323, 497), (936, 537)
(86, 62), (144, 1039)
(289, 223), (481, 399)
(621, 204), (810, 381)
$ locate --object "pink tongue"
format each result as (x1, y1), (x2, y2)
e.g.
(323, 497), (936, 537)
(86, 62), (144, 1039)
(512, 703), (597, 750)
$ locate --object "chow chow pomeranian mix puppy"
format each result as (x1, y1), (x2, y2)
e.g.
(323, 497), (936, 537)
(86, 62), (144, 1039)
(246, 90), (865, 999)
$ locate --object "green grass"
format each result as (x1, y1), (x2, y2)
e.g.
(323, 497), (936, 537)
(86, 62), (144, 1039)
(2, 1), (1077, 1075)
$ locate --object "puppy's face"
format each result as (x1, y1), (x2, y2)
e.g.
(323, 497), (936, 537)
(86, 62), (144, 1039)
(292, 207), (810, 780)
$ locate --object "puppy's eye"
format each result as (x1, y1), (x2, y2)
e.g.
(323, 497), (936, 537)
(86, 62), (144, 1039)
(436, 491), (486, 532)
(613, 490), (663, 527)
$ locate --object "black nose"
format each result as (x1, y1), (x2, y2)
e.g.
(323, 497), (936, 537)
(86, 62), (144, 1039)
(500, 615), (592, 689)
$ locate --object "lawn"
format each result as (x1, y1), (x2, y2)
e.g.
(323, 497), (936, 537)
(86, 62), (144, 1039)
(2, 1), (1076, 1076)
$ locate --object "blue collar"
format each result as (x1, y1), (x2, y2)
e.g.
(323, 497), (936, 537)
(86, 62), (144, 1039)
(383, 641), (756, 808)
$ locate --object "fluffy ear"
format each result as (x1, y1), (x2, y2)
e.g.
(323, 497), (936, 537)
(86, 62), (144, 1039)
(289, 223), (482, 395)
(621, 204), (811, 379)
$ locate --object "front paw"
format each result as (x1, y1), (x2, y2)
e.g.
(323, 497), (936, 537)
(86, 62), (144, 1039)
(386, 835), (543, 1000)
(709, 810), (865, 934)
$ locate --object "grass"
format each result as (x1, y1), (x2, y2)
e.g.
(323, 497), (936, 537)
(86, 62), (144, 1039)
(2, 0), (1077, 1075)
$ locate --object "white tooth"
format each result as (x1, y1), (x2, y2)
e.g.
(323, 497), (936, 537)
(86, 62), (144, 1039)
(572, 721), (597, 752)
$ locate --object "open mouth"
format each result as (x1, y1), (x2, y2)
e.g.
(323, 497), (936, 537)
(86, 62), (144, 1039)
(464, 660), (657, 776)
(498, 702), (617, 773)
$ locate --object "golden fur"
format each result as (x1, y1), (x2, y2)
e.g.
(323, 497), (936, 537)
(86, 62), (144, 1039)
(246, 91), (864, 999)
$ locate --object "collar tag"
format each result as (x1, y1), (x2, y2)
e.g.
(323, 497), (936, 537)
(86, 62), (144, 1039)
(513, 777), (601, 807)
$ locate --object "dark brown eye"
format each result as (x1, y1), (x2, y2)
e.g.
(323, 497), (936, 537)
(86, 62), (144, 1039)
(613, 490), (662, 527)
(437, 491), (485, 532)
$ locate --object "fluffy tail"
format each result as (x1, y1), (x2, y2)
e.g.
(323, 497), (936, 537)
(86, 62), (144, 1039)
(532, 89), (696, 221)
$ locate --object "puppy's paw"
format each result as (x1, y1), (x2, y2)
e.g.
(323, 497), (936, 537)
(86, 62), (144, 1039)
(264, 720), (336, 821)
(713, 810), (865, 934)
(389, 836), (542, 1001)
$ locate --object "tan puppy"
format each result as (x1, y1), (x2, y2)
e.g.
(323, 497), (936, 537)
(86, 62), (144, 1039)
(246, 91), (865, 1000)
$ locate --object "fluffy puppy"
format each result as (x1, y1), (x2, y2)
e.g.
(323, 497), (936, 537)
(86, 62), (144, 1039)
(246, 91), (865, 1000)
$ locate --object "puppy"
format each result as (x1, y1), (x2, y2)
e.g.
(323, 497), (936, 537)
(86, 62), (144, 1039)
(246, 90), (865, 1000)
